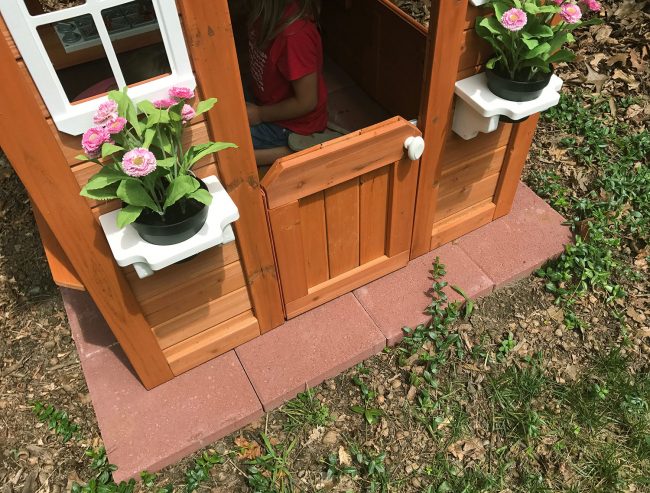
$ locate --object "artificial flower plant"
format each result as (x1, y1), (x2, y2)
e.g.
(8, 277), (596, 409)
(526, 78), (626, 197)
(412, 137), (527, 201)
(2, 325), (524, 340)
(476, 0), (603, 81)
(79, 87), (237, 228)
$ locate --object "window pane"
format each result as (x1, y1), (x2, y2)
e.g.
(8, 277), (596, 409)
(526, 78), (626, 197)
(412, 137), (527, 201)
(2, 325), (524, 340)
(102, 0), (171, 86)
(24, 0), (85, 16)
(37, 15), (116, 103)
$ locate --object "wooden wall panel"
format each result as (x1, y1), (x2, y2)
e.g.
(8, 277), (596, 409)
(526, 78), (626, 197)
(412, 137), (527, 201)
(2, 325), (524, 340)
(325, 179), (361, 278)
(458, 28), (492, 74)
(434, 172), (501, 222)
(441, 123), (512, 169)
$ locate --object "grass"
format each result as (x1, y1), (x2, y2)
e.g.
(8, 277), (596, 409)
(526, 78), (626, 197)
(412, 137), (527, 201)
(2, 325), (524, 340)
(280, 388), (332, 432)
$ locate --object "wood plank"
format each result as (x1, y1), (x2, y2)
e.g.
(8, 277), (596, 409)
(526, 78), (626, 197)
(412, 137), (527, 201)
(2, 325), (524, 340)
(179, 0), (284, 332)
(441, 123), (511, 170)
(465, 5), (484, 30)
(493, 115), (540, 219)
(32, 203), (85, 290)
(458, 29), (492, 73)
(262, 117), (420, 209)
(164, 310), (260, 375)
(434, 172), (500, 222)
(0, 16), (19, 61)
(140, 261), (247, 326)
(298, 192), (329, 287)
(325, 179), (360, 278)
(286, 252), (409, 318)
(153, 287), (252, 349)
(268, 202), (309, 304)
(17, 61), (48, 117)
(410, 0), (469, 257)
(386, 157), (419, 256)
(359, 167), (389, 264)
(431, 199), (495, 249)
(0, 30), (173, 389)
(439, 146), (507, 197)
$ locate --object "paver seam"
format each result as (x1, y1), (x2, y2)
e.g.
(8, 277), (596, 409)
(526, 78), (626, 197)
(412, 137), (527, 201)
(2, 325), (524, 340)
(351, 289), (390, 346)
(233, 349), (266, 412)
(451, 240), (498, 295)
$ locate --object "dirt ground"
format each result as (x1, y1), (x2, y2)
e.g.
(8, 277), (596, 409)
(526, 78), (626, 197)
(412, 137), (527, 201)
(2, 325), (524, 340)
(1, 1), (649, 492)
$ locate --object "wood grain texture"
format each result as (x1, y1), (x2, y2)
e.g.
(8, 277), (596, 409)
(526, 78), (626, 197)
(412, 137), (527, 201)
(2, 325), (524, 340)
(299, 192), (329, 287)
(164, 310), (260, 375)
(411, 0), (469, 258)
(386, 158), (419, 256)
(431, 199), (495, 249)
(441, 123), (512, 170)
(268, 202), (309, 304)
(325, 179), (360, 278)
(439, 146), (507, 195)
(178, 0), (285, 332)
(458, 29), (492, 73)
(262, 117), (420, 208)
(493, 115), (541, 219)
(32, 203), (85, 290)
(0, 32), (173, 389)
(434, 172), (501, 222)
(285, 252), (409, 318)
(359, 167), (389, 263)
(153, 287), (252, 349)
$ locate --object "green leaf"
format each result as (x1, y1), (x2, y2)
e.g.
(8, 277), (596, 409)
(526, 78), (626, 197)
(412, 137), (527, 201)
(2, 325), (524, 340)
(143, 128), (156, 149)
(163, 175), (200, 210)
(525, 23), (554, 38)
(184, 142), (238, 170)
(522, 38), (540, 50)
(350, 405), (365, 415)
(82, 166), (131, 190)
(188, 188), (213, 206)
(478, 16), (504, 36)
(80, 182), (120, 201)
(117, 180), (160, 212)
(155, 157), (176, 169)
(523, 42), (551, 60)
(137, 100), (156, 115)
(492, 2), (510, 20)
(546, 49), (576, 65)
(101, 142), (124, 159)
(116, 205), (144, 228)
(109, 88), (141, 137)
(194, 98), (218, 117)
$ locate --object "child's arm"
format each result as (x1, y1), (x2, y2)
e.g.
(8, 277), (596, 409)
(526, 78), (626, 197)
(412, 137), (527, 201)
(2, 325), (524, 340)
(247, 72), (318, 125)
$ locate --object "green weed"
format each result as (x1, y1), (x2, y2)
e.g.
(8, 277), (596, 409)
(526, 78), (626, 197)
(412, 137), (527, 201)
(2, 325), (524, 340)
(184, 451), (224, 493)
(244, 434), (296, 493)
(32, 401), (80, 442)
(280, 388), (332, 432)
(350, 373), (384, 425)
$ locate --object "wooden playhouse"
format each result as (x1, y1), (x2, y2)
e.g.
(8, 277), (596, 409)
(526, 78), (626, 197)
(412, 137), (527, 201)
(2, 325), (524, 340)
(0, 0), (542, 389)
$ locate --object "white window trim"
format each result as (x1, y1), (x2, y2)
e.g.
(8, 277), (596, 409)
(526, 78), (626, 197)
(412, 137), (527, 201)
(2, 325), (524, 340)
(1, 0), (196, 135)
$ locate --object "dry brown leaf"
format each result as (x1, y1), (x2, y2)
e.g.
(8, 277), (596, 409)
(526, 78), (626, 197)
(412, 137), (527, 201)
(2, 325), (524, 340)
(234, 436), (262, 460)
(338, 446), (352, 466)
(447, 438), (485, 462)
(606, 53), (629, 67)
(584, 65), (609, 92)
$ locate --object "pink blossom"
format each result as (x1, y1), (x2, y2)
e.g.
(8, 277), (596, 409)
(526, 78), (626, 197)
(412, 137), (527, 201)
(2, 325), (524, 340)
(153, 98), (177, 109)
(93, 100), (119, 126)
(106, 117), (127, 135)
(560, 3), (583, 23)
(169, 86), (194, 100)
(500, 8), (527, 32)
(82, 126), (110, 156)
(582, 0), (601, 11)
(181, 104), (196, 123)
(121, 148), (157, 177)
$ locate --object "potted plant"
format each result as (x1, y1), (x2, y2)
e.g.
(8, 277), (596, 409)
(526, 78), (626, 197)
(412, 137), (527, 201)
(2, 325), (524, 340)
(79, 87), (237, 245)
(476, 0), (602, 102)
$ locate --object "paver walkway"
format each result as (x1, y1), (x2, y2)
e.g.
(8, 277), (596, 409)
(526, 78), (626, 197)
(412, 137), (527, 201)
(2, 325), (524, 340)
(63, 182), (571, 480)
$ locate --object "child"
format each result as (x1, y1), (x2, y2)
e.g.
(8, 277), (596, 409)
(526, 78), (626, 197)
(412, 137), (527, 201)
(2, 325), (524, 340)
(246, 0), (327, 166)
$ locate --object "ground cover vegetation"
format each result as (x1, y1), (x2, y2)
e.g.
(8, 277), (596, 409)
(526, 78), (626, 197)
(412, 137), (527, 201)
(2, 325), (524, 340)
(1, 0), (648, 492)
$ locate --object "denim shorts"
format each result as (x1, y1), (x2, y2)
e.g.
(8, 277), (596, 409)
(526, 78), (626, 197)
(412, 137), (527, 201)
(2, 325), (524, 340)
(250, 122), (290, 149)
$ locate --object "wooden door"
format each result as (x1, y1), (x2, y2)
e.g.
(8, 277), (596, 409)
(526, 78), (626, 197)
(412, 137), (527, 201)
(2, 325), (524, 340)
(261, 117), (421, 318)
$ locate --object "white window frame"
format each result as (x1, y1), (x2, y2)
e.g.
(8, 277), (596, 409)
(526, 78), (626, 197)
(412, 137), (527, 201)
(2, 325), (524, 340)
(1, 0), (196, 135)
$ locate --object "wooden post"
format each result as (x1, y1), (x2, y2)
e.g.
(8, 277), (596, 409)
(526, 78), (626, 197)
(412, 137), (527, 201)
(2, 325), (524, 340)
(410, 0), (469, 258)
(492, 115), (540, 219)
(0, 32), (174, 389)
(178, 0), (285, 333)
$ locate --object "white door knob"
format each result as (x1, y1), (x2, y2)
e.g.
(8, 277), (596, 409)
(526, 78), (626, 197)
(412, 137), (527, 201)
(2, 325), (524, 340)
(404, 136), (425, 161)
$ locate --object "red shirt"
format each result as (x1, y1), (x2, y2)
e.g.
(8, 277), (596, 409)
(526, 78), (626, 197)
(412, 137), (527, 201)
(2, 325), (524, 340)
(249, 6), (328, 135)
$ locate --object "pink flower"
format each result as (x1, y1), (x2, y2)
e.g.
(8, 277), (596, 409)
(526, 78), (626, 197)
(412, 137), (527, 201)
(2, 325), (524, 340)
(93, 100), (119, 126)
(169, 86), (194, 100)
(560, 3), (583, 23)
(501, 8), (527, 32)
(153, 98), (177, 109)
(106, 117), (127, 135)
(82, 126), (110, 156)
(121, 148), (157, 177)
(582, 0), (601, 11)
(181, 104), (196, 123)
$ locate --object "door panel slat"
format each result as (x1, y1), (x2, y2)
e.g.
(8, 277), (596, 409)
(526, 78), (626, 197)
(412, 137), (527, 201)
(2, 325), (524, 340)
(387, 158), (419, 256)
(325, 179), (361, 278)
(359, 167), (389, 264)
(298, 192), (330, 287)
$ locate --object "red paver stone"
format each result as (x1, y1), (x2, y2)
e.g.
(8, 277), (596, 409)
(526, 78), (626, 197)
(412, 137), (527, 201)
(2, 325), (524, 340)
(236, 294), (386, 411)
(80, 347), (263, 481)
(354, 244), (494, 345)
(61, 288), (117, 359)
(456, 182), (572, 288)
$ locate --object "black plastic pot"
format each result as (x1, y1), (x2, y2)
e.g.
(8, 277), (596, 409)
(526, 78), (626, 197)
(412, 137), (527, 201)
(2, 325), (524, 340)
(485, 68), (553, 102)
(131, 179), (209, 246)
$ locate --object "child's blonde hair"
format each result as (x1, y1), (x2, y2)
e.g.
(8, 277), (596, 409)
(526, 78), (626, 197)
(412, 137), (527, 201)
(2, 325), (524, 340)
(248, 0), (321, 48)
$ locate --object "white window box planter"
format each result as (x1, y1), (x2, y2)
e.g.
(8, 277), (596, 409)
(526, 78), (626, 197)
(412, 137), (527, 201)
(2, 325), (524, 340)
(452, 72), (563, 140)
(98, 176), (239, 279)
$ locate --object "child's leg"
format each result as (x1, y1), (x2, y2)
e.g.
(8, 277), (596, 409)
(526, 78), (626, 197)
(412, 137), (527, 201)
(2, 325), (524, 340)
(250, 122), (292, 166)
